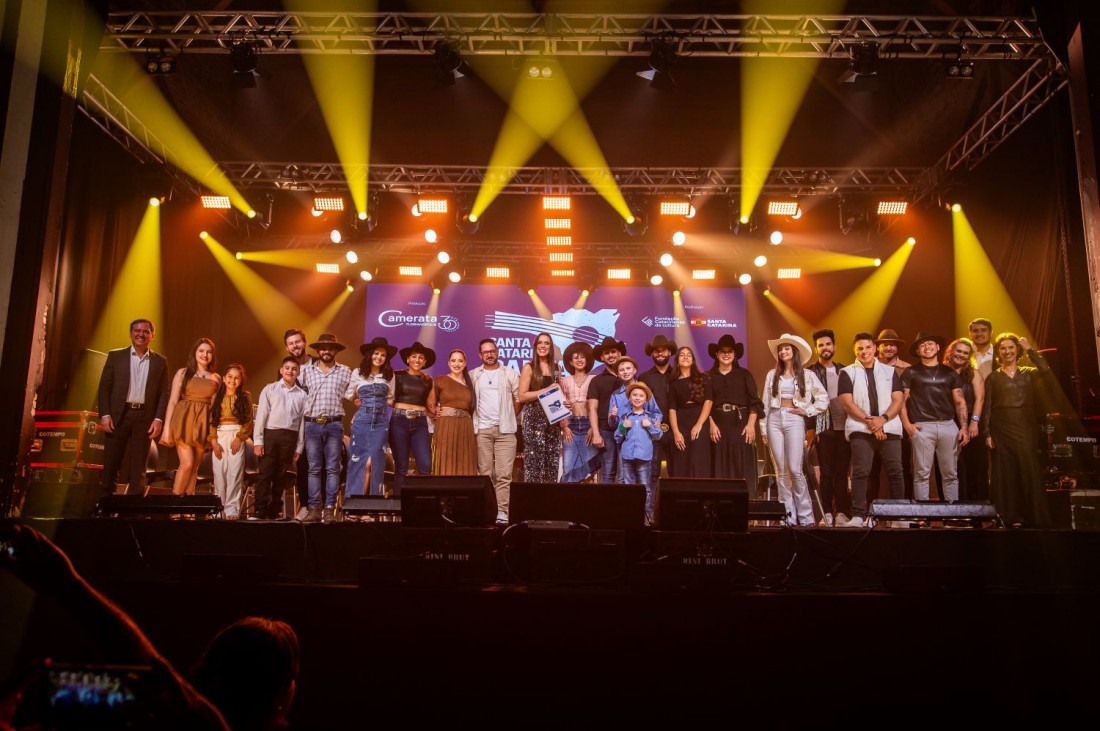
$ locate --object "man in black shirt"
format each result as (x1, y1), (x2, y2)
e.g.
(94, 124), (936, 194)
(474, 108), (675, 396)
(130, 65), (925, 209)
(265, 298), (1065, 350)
(640, 335), (676, 503)
(587, 336), (627, 483)
(808, 329), (851, 526)
(900, 331), (970, 502)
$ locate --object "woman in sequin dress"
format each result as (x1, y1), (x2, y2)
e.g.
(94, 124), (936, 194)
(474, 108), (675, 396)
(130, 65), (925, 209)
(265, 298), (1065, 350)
(518, 332), (563, 482)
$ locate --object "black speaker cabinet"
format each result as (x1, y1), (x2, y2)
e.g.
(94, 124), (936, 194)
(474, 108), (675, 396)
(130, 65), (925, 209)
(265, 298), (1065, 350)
(509, 482), (645, 530)
(657, 477), (749, 532)
(400, 475), (496, 527)
(94, 494), (223, 518)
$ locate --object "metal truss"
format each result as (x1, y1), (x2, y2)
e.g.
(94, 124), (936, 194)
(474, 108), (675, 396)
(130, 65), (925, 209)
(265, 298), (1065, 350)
(102, 11), (1051, 60)
(219, 161), (926, 198)
(913, 55), (1069, 203)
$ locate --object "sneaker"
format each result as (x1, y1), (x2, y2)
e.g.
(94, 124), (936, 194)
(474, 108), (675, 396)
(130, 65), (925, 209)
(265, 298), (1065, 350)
(322, 507), (336, 524)
(892, 520), (912, 529)
(294, 506), (309, 522)
(302, 507), (323, 523)
(834, 513), (851, 527)
(818, 512), (834, 527)
(846, 515), (865, 528)
(246, 514), (262, 521)
(496, 511), (508, 525)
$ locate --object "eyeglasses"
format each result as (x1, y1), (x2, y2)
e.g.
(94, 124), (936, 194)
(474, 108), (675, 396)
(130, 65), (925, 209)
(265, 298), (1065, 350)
(480, 349), (497, 355)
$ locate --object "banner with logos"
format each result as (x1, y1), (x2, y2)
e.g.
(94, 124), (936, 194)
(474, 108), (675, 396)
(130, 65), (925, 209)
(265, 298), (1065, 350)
(364, 284), (747, 373)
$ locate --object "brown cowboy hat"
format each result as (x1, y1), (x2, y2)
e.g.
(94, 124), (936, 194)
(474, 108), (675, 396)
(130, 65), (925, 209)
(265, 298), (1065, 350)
(707, 333), (744, 361)
(562, 342), (594, 375)
(874, 329), (906, 346)
(592, 336), (627, 361)
(908, 331), (946, 359)
(643, 334), (678, 356)
(614, 356), (640, 374)
(360, 336), (398, 360)
(309, 333), (346, 352)
(625, 380), (654, 402)
(399, 341), (437, 369)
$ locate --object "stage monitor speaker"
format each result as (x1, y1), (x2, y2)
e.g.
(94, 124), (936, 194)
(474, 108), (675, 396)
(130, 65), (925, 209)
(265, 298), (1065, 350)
(509, 482), (645, 530)
(343, 495), (402, 517)
(869, 499), (996, 525)
(94, 494), (223, 518)
(657, 478), (748, 532)
(400, 475), (495, 528)
(181, 553), (277, 583)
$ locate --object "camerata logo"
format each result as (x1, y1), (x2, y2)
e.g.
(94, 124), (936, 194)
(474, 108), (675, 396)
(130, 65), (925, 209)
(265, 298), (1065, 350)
(379, 310), (460, 332)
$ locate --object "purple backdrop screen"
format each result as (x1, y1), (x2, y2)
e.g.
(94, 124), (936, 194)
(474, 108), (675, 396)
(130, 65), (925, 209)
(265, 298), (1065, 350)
(364, 284), (747, 373)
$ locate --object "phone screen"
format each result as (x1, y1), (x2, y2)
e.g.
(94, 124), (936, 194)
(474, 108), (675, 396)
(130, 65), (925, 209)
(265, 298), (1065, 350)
(42, 664), (151, 729)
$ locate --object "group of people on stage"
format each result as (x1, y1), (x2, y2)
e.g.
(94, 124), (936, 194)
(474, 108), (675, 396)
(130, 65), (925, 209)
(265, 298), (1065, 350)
(96, 315), (1051, 528)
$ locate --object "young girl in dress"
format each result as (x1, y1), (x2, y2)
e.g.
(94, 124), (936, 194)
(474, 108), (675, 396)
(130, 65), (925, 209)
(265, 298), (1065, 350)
(208, 364), (253, 519)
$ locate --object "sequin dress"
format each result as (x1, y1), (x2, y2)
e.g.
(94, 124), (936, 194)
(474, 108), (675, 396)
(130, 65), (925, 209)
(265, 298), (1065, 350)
(521, 374), (562, 483)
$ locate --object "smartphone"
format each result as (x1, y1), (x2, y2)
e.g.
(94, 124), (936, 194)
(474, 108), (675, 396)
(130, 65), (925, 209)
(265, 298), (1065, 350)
(40, 661), (153, 730)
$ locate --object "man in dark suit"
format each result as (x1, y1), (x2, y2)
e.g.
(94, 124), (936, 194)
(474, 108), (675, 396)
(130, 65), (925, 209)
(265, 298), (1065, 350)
(97, 319), (171, 496)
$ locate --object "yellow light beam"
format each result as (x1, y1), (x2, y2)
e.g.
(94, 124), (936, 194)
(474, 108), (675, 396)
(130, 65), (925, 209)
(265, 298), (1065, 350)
(255, 286), (354, 382)
(766, 248), (879, 275)
(741, 0), (845, 220)
(952, 207), (1033, 341)
(90, 53), (252, 214)
(239, 249), (344, 272)
(88, 201), (163, 353)
(528, 290), (553, 321)
(763, 290), (816, 337)
(820, 241), (915, 338)
(285, 0), (375, 216)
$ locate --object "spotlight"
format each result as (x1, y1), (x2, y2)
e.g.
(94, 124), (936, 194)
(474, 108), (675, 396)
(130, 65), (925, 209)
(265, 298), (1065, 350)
(311, 208), (324, 218)
(425, 229), (438, 244)
(313, 196), (345, 212)
(437, 250), (451, 264)
(777, 268), (801, 279)
(542, 195), (571, 211)
(360, 269), (373, 281)
(659, 253), (673, 267)
(876, 200), (909, 215)
(486, 267), (511, 279)
(448, 271), (462, 283)
(839, 42), (879, 92)
(607, 268), (631, 280)
(671, 231), (686, 246)
(316, 263), (340, 274)
(754, 255), (768, 267)
(906, 237), (917, 245)
(144, 50), (177, 75)
(738, 273), (752, 285)
(873, 258), (882, 267)
(417, 196), (449, 214)
(433, 44), (465, 87)
(149, 198), (161, 208)
(945, 56), (975, 79)
(345, 251), (358, 264)
(658, 199), (692, 217)
(201, 195), (232, 209)
(650, 274), (663, 286)
(399, 265), (423, 276)
(623, 204), (648, 237)
(346, 280), (355, 293)
(692, 270), (716, 280)
(329, 229), (343, 245)
(456, 200), (479, 234)
(637, 36), (677, 89)
(951, 203), (962, 212)
(230, 39), (259, 88)
(353, 194), (379, 234)
(767, 200), (799, 217)
(770, 231), (783, 245)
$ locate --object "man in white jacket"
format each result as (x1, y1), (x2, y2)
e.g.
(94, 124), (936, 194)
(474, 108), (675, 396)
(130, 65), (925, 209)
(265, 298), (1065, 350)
(837, 333), (906, 527)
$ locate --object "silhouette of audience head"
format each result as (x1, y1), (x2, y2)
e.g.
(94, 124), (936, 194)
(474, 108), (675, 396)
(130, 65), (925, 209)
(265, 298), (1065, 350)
(192, 617), (299, 731)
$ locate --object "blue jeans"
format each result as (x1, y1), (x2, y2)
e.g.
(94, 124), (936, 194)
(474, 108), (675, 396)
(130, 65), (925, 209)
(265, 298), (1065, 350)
(599, 427), (618, 483)
(389, 412), (431, 496)
(562, 415), (598, 482)
(346, 409), (389, 497)
(305, 420), (343, 508)
(620, 457), (651, 488)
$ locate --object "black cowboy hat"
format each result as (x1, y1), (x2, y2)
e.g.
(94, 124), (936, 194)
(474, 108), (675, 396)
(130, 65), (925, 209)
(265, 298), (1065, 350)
(643, 334), (678, 356)
(592, 335), (627, 361)
(562, 342), (594, 375)
(908, 331), (947, 359)
(360, 336), (398, 360)
(874, 329), (906, 346)
(309, 333), (346, 352)
(707, 333), (744, 361)
(399, 341), (436, 369)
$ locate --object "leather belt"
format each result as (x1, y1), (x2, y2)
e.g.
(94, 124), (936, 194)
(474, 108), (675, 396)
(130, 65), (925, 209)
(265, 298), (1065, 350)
(439, 407), (470, 418)
(717, 403), (744, 414)
(394, 407), (426, 418)
(124, 402), (145, 409)
(305, 415), (339, 424)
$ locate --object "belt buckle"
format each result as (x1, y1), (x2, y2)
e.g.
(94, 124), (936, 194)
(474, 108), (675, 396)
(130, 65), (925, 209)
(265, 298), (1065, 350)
(660, 422), (669, 433)
(315, 415), (329, 424)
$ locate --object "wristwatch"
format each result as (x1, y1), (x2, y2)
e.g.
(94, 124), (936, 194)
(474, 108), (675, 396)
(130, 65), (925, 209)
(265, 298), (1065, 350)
(971, 415), (981, 422)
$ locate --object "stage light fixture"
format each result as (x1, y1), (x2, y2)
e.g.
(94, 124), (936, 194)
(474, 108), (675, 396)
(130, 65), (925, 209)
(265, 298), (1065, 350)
(777, 268), (802, 279)
(329, 229), (343, 245)
(754, 255), (768, 267)
(448, 271), (462, 283)
(770, 231), (783, 245)
(230, 39), (259, 88)
(433, 44), (465, 86)
(399, 266), (423, 276)
(877, 200), (909, 215)
(873, 258), (882, 267)
(659, 199), (692, 217)
(548, 252), (574, 263)
(486, 267), (510, 279)
(411, 204), (422, 217)
(692, 270), (716, 280)
(671, 231), (686, 246)
(417, 197), (449, 214)
(311, 208), (324, 217)
(607, 268), (631, 280)
(199, 231), (209, 240)
(906, 237), (917, 245)
(623, 204), (648, 237)
(424, 229), (439, 244)
(839, 42), (879, 92)
(650, 274), (663, 286)
(767, 200), (799, 217)
(437, 251), (450, 264)
(345, 280), (355, 293)
(201, 195), (231, 209)
(345, 251), (358, 264)
(352, 193), (380, 234)
(359, 270), (373, 281)
(316, 263), (340, 274)
(659, 253), (673, 267)
(433, 287), (441, 295)
(951, 203), (962, 212)
(551, 269), (575, 278)
(456, 200), (479, 234)
(313, 196), (345, 212)
(144, 50), (177, 75)
(945, 57), (975, 79)
(739, 273), (752, 285)
(542, 196), (571, 211)
(149, 197), (161, 208)
(234, 252), (242, 260)
(544, 218), (571, 230)
(637, 36), (678, 89)
(546, 235), (572, 246)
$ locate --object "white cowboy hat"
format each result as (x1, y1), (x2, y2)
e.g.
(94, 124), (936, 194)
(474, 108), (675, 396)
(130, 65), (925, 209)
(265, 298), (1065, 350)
(766, 333), (812, 364)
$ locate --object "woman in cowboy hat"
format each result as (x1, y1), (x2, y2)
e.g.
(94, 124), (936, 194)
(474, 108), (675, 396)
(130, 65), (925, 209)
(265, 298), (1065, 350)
(667, 346), (714, 477)
(517, 332), (564, 482)
(760, 333), (828, 526)
(706, 334), (763, 490)
(428, 348), (478, 476)
(560, 341), (600, 482)
(344, 337), (397, 498)
(389, 341), (436, 495)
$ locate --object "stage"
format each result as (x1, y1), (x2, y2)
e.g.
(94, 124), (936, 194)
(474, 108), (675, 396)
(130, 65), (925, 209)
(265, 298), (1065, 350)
(4, 517), (1099, 724)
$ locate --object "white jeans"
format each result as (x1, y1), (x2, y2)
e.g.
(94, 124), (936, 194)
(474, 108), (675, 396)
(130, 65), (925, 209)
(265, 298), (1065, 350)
(767, 407), (814, 526)
(212, 425), (245, 518)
